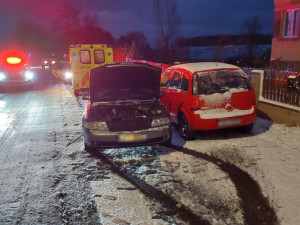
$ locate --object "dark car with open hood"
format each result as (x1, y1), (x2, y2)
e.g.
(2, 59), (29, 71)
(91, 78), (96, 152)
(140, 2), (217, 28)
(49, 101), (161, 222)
(82, 62), (172, 151)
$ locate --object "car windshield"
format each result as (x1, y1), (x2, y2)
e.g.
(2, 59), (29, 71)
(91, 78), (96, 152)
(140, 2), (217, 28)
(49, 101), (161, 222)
(193, 70), (252, 95)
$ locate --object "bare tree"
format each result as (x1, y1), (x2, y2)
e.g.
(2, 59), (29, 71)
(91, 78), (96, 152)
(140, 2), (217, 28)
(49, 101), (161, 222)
(243, 16), (262, 66)
(154, 0), (180, 63)
(117, 31), (153, 59)
(54, 2), (81, 32)
(82, 13), (101, 27)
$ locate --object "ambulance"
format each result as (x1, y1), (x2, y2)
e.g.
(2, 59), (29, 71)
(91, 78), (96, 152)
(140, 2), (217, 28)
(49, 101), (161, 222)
(69, 44), (113, 96)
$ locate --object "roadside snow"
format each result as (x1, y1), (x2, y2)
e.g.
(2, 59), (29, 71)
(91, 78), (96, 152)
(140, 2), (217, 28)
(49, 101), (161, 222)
(176, 118), (300, 225)
(91, 175), (167, 225)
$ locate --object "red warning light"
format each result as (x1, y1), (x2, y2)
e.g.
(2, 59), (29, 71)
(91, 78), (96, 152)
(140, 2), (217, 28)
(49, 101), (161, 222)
(0, 49), (28, 73)
(6, 57), (22, 65)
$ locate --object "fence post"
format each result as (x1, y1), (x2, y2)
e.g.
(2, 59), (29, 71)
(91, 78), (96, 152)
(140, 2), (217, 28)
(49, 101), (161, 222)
(250, 69), (264, 103)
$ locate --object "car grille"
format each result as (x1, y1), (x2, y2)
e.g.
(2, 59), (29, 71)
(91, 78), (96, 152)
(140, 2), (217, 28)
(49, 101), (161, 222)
(6, 75), (26, 83)
(108, 118), (151, 132)
(8, 75), (22, 80)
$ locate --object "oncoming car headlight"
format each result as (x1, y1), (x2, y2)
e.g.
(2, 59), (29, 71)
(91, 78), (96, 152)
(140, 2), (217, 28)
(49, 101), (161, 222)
(85, 122), (108, 130)
(0, 72), (6, 81)
(151, 117), (170, 127)
(44, 60), (48, 64)
(65, 72), (73, 79)
(25, 71), (34, 80)
(51, 60), (56, 65)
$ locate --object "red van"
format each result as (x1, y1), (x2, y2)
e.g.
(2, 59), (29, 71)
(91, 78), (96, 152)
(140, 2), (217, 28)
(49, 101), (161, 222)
(160, 62), (257, 140)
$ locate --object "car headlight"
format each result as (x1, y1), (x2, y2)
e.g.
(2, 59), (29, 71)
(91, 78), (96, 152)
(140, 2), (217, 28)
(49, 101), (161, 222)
(151, 117), (170, 127)
(0, 73), (6, 81)
(84, 122), (108, 130)
(51, 61), (56, 64)
(44, 60), (48, 64)
(151, 109), (163, 115)
(25, 71), (34, 80)
(65, 72), (73, 79)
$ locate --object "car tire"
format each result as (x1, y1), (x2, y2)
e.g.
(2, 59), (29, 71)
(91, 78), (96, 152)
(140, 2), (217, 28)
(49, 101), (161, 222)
(74, 90), (80, 96)
(239, 123), (253, 134)
(178, 114), (194, 140)
(84, 143), (97, 154)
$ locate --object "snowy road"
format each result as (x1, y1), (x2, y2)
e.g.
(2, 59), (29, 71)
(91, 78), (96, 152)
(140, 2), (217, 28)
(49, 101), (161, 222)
(0, 69), (299, 225)
(0, 71), (101, 224)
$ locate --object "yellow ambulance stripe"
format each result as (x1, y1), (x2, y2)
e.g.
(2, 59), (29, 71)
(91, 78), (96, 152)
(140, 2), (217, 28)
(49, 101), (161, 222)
(51, 70), (60, 79)
(51, 70), (65, 79)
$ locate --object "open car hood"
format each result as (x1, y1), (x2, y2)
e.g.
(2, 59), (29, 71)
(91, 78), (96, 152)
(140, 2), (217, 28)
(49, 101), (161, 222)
(89, 63), (161, 103)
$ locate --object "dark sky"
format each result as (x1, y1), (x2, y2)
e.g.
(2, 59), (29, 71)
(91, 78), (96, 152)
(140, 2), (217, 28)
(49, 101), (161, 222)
(0, 0), (274, 44)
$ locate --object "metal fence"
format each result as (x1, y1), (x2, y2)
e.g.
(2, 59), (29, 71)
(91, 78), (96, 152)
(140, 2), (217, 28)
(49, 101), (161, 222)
(262, 71), (300, 107)
(242, 67), (300, 107)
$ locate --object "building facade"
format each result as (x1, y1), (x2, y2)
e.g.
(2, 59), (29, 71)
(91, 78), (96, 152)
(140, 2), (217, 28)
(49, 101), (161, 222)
(271, 0), (300, 70)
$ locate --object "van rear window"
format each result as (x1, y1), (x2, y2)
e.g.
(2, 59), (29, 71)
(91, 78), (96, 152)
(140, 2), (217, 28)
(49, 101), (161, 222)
(94, 50), (105, 64)
(193, 70), (252, 95)
(80, 50), (91, 64)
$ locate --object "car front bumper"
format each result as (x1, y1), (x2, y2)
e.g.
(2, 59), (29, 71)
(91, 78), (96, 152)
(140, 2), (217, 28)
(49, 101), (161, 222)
(0, 71), (33, 86)
(83, 125), (171, 148)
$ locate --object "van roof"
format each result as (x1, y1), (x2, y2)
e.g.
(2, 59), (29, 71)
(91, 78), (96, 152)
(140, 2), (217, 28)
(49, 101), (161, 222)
(167, 62), (240, 73)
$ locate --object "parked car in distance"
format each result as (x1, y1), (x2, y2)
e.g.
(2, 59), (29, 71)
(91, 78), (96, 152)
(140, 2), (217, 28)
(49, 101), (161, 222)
(82, 62), (172, 150)
(160, 62), (257, 140)
(41, 53), (57, 70)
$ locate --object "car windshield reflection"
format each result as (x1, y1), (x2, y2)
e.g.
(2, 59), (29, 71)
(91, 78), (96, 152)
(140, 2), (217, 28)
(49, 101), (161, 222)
(195, 70), (252, 95)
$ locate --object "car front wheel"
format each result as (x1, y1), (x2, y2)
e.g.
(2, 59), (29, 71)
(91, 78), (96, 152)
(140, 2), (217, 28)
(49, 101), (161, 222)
(178, 114), (194, 140)
(84, 143), (97, 154)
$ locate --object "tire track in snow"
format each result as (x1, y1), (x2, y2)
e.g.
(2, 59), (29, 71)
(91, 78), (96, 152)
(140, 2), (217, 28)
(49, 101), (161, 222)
(92, 149), (211, 225)
(168, 144), (279, 225)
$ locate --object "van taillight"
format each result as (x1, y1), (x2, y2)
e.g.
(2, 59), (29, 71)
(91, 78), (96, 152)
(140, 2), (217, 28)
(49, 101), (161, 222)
(6, 57), (22, 65)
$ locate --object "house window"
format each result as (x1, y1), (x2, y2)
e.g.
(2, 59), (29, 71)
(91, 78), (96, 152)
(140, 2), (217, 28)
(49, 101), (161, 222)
(284, 9), (300, 37)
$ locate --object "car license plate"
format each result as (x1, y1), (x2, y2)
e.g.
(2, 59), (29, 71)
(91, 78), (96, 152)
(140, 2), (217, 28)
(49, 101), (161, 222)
(118, 134), (147, 142)
(218, 118), (241, 127)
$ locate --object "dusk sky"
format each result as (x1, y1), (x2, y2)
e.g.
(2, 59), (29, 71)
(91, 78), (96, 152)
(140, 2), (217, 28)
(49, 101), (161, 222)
(0, 0), (274, 44)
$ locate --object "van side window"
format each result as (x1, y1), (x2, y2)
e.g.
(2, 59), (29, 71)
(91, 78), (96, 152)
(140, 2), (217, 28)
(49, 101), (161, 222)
(161, 70), (171, 87)
(167, 71), (181, 89)
(94, 50), (105, 64)
(181, 74), (189, 92)
(80, 50), (91, 64)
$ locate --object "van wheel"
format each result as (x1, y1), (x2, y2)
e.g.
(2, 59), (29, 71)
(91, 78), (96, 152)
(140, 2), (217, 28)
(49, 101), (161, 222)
(74, 90), (80, 96)
(178, 114), (194, 140)
(239, 123), (253, 134)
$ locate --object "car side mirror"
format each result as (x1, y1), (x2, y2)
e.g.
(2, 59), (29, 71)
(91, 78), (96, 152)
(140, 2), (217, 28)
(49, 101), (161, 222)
(82, 94), (90, 100)
(159, 91), (165, 97)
